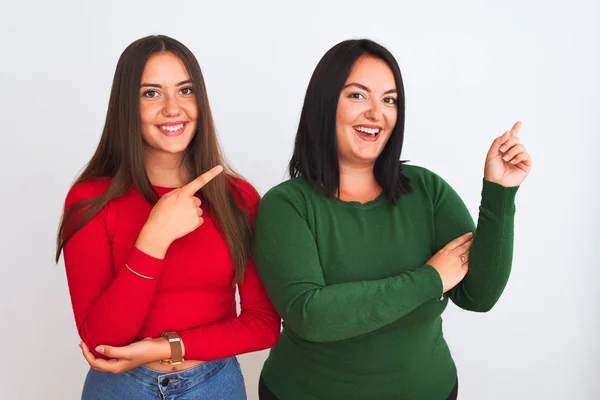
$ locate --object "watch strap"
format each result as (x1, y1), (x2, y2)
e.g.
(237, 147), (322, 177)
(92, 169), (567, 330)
(159, 332), (183, 365)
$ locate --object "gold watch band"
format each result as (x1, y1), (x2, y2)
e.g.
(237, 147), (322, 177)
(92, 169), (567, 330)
(159, 332), (184, 365)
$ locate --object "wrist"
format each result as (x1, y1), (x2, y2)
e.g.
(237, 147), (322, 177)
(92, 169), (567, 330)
(158, 336), (185, 357)
(157, 332), (185, 365)
(483, 176), (521, 189)
(155, 337), (172, 361)
(136, 225), (170, 259)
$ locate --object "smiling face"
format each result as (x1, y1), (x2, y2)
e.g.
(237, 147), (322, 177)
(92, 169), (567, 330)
(139, 51), (198, 157)
(335, 55), (398, 167)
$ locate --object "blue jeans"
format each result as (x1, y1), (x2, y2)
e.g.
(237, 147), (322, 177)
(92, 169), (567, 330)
(82, 357), (246, 400)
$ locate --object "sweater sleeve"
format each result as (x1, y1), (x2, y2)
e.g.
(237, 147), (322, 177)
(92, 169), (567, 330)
(177, 179), (281, 360)
(62, 182), (164, 358)
(428, 174), (518, 312)
(178, 259), (282, 360)
(253, 186), (444, 343)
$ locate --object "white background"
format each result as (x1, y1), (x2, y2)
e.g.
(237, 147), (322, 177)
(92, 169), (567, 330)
(0, 1), (598, 399)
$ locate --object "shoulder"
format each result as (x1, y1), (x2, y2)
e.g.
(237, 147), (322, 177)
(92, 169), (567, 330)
(401, 163), (465, 210)
(401, 163), (449, 191)
(264, 177), (314, 200)
(227, 174), (261, 211)
(62, 178), (113, 231)
(400, 163), (460, 207)
(258, 178), (317, 215)
(64, 178), (112, 209)
(401, 163), (439, 181)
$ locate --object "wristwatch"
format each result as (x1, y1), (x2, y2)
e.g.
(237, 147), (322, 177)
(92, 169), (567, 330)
(159, 332), (184, 365)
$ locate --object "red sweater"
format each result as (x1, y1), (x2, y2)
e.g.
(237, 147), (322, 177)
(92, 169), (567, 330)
(62, 176), (281, 361)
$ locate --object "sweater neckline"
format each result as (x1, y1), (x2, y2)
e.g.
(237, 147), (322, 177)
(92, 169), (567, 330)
(329, 191), (386, 209)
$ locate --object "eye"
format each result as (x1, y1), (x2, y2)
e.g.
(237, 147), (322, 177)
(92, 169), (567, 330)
(142, 90), (160, 98)
(348, 92), (366, 100)
(180, 86), (194, 95)
(384, 97), (397, 105)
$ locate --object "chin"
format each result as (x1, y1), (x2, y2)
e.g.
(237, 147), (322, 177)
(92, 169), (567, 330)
(152, 141), (189, 155)
(165, 145), (191, 154)
(353, 150), (383, 163)
(160, 136), (194, 153)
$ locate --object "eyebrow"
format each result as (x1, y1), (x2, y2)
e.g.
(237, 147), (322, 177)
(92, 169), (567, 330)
(140, 79), (194, 88)
(343, 82), (397, 95)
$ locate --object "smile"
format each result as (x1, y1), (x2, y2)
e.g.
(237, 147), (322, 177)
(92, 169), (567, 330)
(354, 125), (382, 141)
(157, 122), (188, 137)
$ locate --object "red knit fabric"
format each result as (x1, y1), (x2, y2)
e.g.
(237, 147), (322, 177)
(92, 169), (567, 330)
(62, 176), (281, 360)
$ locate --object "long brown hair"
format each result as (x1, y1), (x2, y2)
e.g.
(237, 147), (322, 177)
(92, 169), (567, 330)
(55, 35), (251, 284)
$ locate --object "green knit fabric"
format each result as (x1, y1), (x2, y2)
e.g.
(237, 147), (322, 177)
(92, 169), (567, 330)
(254, 164), (518, 399)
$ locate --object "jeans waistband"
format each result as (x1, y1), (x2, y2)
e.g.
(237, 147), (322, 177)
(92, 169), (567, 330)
(124, 357), (232, 391)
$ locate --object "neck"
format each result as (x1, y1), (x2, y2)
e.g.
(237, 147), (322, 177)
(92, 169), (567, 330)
(338, 160), (381, 203)
(144, 147), (190, 188)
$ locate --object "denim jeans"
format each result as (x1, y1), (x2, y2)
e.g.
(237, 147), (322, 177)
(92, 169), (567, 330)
(82, 356), (246, 400)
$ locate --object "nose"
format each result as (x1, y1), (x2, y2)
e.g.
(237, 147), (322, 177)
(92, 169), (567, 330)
(161, 93), (181, 117)
(365, 99), (383, 121)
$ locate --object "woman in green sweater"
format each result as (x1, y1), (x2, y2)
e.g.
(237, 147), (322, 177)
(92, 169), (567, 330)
(253, 39), (531, 400)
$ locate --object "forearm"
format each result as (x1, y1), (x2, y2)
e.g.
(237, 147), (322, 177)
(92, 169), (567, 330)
(171, 260), (281, 361)
(68, 247), (164, 353)
(254, 186), (442, 343)
(264, 264), (442, 343)
(178, 307), (281, 361)
(449, 180), (518, 311)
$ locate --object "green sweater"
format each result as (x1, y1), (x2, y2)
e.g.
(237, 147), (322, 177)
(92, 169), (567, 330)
(253, 164), (518, 400)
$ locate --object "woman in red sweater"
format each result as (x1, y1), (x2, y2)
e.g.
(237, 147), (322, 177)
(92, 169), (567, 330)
(55, 35), (281, 399)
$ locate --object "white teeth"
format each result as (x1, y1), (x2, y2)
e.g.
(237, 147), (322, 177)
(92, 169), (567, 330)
(355, 126), (380, 135)
(160, 123), (184, 131)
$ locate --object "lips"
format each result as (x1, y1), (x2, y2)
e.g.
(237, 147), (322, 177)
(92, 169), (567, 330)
(354, 125), (382, 142)
(157, 122), (187, 137)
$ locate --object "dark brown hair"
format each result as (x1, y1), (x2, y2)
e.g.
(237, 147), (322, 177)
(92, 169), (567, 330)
(55, 35), (251, 284)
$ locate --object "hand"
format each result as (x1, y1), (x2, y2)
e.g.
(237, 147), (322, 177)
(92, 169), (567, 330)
(427, 232), (473, 293)
(79, 337), (170, 374)
(484, 121), (532, 187)
(136, 165), (224, 258)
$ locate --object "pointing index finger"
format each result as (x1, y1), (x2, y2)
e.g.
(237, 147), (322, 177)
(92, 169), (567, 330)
(509, 121), (522, 137)
(182, 165), (224, 195)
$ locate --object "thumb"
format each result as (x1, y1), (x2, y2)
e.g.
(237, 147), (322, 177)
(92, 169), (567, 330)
(95, 345), (122, 359)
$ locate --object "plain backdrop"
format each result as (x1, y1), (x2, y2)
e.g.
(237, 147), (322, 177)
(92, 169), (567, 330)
(0, 1), (598, 399)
